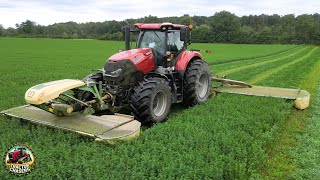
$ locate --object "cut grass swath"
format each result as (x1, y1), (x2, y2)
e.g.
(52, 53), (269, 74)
(217, 46), (309, 76)
(220, 47), (312, 82)
(200, 44), (297, 64)
(289, 83), (320, 179)
(249, 47), (318, 84)
(259, 53), (320, 179)
(210, 46), (306, 73)
(210, 45), (301, 66)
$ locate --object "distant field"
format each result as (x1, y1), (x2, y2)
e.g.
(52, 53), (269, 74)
(194, 43), (297, 64)
(0, 38), (318, 179)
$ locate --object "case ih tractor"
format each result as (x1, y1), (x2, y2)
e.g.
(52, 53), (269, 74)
(1, 23), (310, 143)
(104, 23), (212, 122)
(26, 23), (211, 123)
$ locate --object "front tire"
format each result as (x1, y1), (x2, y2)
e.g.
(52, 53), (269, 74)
(131, 77), (172, 123)
(183, 59), (211, 106)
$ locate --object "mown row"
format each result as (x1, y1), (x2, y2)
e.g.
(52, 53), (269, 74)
(260, 51), (320, 179)
(289, 84), (320, 179)
(0, 38), (317, 179)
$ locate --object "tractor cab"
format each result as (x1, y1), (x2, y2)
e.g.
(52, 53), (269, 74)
(125, 23), (191, 67)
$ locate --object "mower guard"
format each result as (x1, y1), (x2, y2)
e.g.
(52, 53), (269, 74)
(1, 105), (141, 144)
(212, 77), (310, 110)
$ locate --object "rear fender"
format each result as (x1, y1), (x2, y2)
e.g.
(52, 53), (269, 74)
(175, 51), (203, 71)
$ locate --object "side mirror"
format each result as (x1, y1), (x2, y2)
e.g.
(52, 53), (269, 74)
(180, 27), (190, 43)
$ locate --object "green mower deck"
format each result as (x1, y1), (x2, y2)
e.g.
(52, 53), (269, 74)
(215, 85), (309, 99)
(0, 105), (141, 144)
(214, 84), (310, 110)
(0, 77), (310, 144)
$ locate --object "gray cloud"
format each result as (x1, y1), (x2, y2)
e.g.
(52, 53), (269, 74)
(0, 0), (319, 28)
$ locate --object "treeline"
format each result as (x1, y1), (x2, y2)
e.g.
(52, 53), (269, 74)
(0, 11), (320, 44)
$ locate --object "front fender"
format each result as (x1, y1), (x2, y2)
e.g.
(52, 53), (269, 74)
(175, 51), (203, 71)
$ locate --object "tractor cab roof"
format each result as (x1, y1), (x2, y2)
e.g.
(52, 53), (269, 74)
(134, 23), (187, 30)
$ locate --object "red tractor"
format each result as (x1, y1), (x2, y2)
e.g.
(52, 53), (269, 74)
(100, 23), (212, 122)
(7, 147), (31, 164)
(24, 23), (212, 123)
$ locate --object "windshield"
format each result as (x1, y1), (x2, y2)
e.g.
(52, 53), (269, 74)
(139, 31), (165, 54)
(167, 31), (184, 52)
(139, 30), (184, 55)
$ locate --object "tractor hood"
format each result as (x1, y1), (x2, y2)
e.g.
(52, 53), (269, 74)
(107, 48), (155, 74)
(108, 48), (153, 62)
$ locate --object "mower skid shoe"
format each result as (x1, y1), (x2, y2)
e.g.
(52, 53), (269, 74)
(0, 105), (141, 144)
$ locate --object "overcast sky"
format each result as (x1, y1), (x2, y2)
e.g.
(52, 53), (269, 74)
(0, 0), (319, 28)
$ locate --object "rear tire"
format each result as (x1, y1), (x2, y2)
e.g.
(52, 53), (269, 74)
(183, 59), (211, 106)
(131, 77), (172, 123)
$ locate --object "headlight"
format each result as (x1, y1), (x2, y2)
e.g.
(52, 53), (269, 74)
(104, 68), (123, 77)
(111, 68), (123, 76)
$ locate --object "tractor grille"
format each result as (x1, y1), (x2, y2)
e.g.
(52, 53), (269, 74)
(104, 60), (138, 96)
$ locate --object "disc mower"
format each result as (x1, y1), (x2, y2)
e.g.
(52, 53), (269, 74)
(1, 23), (310, 144)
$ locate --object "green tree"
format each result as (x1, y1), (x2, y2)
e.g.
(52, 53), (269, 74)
(295, 14), (316, 44)
(279, 14), (296, 43)
(209, 11), (241, 43)
(256, 26), (274, 44)
(0, 24), (4, 36)
(3, 13), (320, 44)
(161, 16), (179, 24)
(235, 25), (256, 44)
(192, 16), (209, 26)
(6, 28), (18, 36)
(16, 20), (36, 34)
(192, 25), (210, 43)
(312, 13), (320, 44)
(178, 15), (194, 26)
(267, 14), (281, 27)
(143, 15), (160, 23)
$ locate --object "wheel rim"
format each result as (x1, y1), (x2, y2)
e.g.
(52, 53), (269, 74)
(153, 90), (167, 117)
(197, 73), (209, 99)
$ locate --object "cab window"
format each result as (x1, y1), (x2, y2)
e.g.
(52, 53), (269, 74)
(168, 31), (184, 52)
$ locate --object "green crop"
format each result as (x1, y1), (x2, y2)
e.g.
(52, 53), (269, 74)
(213, 46), (307, 75)
(191, 43), (296, 64)
(288, 61), (320, 179)
(0, 38), (318, 179)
